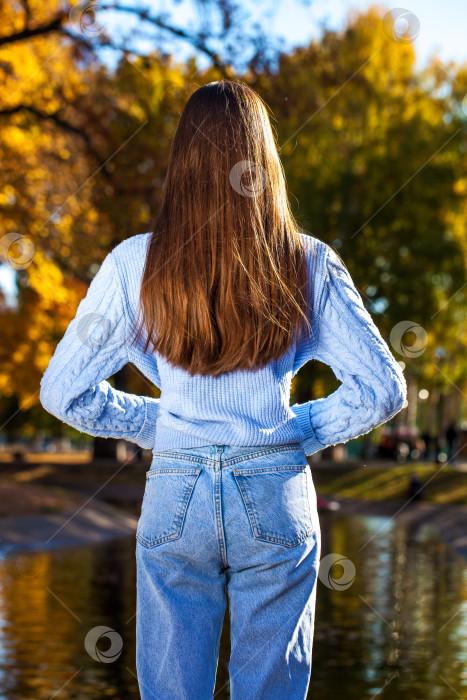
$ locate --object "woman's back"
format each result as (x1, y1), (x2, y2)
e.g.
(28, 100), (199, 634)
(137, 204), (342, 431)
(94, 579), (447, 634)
(38, 78), (408, 700)
(39, 228), (406, 454)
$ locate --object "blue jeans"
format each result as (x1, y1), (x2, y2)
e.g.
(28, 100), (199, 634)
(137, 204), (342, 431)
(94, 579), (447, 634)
(135, 443), (321, 700)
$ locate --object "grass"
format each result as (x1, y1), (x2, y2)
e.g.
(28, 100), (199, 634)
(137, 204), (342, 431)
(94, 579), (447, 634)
(312, 462), (467, 506)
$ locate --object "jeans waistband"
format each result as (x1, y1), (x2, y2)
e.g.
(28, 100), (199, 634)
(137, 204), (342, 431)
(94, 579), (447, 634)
(150, 443), (305, 468)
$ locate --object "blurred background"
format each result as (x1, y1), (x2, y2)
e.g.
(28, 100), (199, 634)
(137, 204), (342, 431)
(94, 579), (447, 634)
(0, 1), (466, 698)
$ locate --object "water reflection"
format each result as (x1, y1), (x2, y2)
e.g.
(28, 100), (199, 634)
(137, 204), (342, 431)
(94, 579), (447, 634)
(0, 512), (465, 699)
(313, 512), (467, 699)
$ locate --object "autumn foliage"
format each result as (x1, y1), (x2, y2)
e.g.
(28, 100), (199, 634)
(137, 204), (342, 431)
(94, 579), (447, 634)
(1, 2), (466, 441)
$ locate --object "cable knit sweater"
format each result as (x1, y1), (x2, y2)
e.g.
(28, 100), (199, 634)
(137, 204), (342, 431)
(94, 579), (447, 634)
(39, 231), (407, 455)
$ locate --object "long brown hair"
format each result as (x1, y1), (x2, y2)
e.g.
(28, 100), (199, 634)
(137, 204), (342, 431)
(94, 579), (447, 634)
(130, 79), (314, 377)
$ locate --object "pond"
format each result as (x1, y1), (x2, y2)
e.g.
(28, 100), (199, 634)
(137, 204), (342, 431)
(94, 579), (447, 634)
(0, 509), (466, 699)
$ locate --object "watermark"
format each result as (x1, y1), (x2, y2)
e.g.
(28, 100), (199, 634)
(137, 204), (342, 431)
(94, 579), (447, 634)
(69, 2), (106, 38)
(382, 8), (420, 44)
(84, 626), (123, 663)
(462, 94), (467, 118)
(76, 312), (123, 353)
(318, 553), (356, 591)
(229, 160), (267, 197)
(0, 233), (35, 270)
(390, 320), (428, 358)
(1, 545), (47, 581)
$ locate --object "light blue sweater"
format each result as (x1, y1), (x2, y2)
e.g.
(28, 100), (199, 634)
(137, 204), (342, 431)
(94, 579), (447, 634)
(39, 232), (407, 455)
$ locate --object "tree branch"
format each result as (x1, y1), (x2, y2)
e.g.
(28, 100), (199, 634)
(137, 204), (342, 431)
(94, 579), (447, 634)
(0, 3), (233, 74)
(0, 104), (113, 181)
(93, 3), (230, 74)
(0, 13), (67, 47)
(20, 0), (32, 23)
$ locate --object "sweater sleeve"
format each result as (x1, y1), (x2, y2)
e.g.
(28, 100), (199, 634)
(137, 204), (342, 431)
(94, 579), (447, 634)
(39, 249), (160, 449)
(290, 244), (407, 456)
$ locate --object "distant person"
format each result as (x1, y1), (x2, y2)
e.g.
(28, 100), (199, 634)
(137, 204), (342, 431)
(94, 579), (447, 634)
(407, 472), (422, 501)
(421, 430), (431, 461)
(378, 432), (395, 459)
(412, 436), (425, 461)
(361, 433), (374, 459)
(395, 440), (410, 463)
(39, 80), (408, 700)
(433, 434), (442, 464)
(446, 421), (459, 465)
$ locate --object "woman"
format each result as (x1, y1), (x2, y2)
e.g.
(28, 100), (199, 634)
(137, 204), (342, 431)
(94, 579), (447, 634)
(40, 80), (407, 699)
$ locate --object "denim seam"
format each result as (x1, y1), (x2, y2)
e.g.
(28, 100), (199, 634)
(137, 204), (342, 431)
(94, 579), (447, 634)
(150, 452), (214, 466)
(137, 493), (185, 545)
(222, 444), (303, 467)
(231, 465), (308, 476)
(214, 470), (229, 569)
(233, 470), (315, 547)
(232, 472), (257, 541)
(304, 470), (314, 533)
(136, 470), (201, 548)
(146, 467), (202, 478)
(150, 443), (303, 469)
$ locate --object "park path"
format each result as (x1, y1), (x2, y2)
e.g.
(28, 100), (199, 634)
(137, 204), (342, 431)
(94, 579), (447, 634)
(0, 495), (137, 556)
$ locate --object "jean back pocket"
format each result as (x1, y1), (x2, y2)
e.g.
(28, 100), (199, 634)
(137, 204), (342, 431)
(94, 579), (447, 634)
(136, 467), (202, 548)
(232, 464), (314, 547)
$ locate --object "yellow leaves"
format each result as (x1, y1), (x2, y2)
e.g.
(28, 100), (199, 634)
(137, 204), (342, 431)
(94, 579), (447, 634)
(312, 378), (326, 399)
(43, 97), (62, 114)
(2, 185), (16, 196)
(6, 126), (28, 148)
(12, 348), (26, 364)
(140, 203), (151, 220)
(0, 192), (14, 206)
(27, 250), (64, 298)
(281, 142), (295, 158)
(28, 166), (49, 181)
(0, 8), (183, 405)
(128, 103), (147, 122)
(37, 340), (51, 356)
(55, 213), (73, 231)
(86, 209), (99, 223)
(0, 246), (85, 400)
(332, 114), (345, 131)
(454, 178), (467, 195)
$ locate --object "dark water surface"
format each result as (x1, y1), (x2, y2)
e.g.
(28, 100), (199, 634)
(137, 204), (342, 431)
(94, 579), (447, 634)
(0, 510), (465, 699)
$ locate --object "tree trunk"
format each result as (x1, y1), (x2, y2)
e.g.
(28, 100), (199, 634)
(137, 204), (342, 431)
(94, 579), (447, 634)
(406, 374), (418, 430)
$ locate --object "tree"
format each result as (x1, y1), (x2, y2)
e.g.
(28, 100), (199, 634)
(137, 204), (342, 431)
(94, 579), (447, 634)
(251, 5), (467, 434)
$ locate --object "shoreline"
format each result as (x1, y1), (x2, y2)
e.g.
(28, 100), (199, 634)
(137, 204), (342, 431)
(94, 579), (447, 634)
(330, 495), (467, 561)
(0, 489), (465, 563)
(0, 497), (137, 558)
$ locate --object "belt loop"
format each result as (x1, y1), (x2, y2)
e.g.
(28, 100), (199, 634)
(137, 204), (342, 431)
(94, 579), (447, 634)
(214, 444), (225, 470)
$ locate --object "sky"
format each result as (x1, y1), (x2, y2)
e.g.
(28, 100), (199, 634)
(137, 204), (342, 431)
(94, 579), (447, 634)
(96, 0), (467, 74)
(262, 0), (466, 70)
(2, 0), (466, 303)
